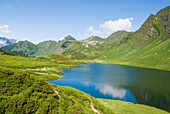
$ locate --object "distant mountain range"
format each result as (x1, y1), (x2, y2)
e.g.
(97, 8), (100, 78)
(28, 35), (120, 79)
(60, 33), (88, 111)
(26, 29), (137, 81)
(0, 37), (19, 48)
(1, 35), (77, 56)
(1, 6), (170, 70)
(1, 31), (129, 56)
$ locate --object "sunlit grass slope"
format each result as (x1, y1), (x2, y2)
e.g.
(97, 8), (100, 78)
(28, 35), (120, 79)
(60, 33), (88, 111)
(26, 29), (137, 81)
(63, 6), (170, 70)
(0, 53), (169, 113)
(0, 54), (114, 113)
(98, 99), (169, 114)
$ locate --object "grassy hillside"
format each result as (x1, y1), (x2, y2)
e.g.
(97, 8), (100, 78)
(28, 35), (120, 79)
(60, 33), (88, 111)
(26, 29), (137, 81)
(52, 85), (113, 114)
(99, 6), (170, 70)
(63, 6), (170, 70)
(104, 30), (131, 44)
(34, 40), (60, 56)
(62, 41), (102, 59)
(0, 54), (168, 113)
(98, 99), (169, 114)
(1, 40), (38, 55)
(0, 68), (60, 113)
(0, 54), (114, 113)
(99, 37), (170, 70)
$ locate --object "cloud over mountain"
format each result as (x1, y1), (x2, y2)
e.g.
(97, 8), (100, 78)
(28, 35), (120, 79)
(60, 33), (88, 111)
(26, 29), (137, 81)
(86, 18), (133, 35)
(0, 25), (12, 33)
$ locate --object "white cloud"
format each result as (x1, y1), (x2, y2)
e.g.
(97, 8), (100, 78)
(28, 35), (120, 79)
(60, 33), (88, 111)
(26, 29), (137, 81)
(57, 37), (65, 42)
(85, 26), (103, 35)
(0, 25), (12, 33)
(100, 18), (133, 33)
(85, 18), (133, 35)
(7, 4), (13, 8)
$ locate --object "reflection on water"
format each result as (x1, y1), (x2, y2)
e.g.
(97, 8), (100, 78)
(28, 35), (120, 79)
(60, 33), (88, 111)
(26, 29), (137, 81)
(95, 84), (127, 99)
(47, 63), (170, 112)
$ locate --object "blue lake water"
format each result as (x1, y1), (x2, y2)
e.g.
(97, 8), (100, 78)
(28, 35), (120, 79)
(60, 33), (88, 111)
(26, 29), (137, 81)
(47, 63), (170, 112)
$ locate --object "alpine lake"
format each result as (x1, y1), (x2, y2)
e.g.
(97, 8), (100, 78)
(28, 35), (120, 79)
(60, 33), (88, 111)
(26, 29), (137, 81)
(47, 63), (170, 112)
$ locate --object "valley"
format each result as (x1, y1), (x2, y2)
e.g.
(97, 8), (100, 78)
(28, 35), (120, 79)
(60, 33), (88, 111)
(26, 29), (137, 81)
(0, 4), (169, 114)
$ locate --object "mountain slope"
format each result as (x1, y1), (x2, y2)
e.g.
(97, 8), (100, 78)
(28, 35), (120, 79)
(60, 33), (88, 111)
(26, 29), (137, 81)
(98, 6), (170, 70)
(104, 30), (131, 44)
(58, 35), (77, 48)
(62, 32), (131, 60)
(1, 35), (77, 56)
(63, 6), (170, 70)
(34, 40), (59, 56)
(82, 36), (104, 45)
(1, 40), (38, 55)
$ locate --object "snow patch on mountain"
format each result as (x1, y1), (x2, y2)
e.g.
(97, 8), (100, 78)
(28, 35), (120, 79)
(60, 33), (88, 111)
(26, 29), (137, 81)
(0, 37), (19, 48)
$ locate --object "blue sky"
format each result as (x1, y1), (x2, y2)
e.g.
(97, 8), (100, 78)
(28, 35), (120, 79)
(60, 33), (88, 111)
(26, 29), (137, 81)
(0, 0), (169, 43)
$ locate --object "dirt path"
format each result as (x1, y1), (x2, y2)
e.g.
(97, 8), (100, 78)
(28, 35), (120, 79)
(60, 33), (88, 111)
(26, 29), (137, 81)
(87, 96), (100, 114)
(54, 89), (99, 114)
(54, 89), (60, 98)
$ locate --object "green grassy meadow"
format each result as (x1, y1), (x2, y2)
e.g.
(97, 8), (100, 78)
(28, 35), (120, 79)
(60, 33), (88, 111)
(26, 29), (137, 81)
(98, 99), (169, 114)
(0, 53), (169, 113)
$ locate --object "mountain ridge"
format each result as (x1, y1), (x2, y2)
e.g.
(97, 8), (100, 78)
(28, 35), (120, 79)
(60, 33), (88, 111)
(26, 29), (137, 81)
(1, 6), (170, 70)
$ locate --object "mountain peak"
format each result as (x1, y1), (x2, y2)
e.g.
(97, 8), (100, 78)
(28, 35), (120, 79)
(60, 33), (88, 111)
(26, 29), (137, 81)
(85, 36), (103, 41)
(82, 36), (103, 45)
(156, 6), (170, 34)
(156, 6), (170, 16)
(104, 30), (131, 44)
(64, 35), (76, 41)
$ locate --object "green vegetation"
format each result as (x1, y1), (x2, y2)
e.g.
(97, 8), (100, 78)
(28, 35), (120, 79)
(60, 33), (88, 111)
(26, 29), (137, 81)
(82, 36), (104, 44)
(98, 99), (169, 114)
(0, 54), (115, 113)
(1, 35), (77, 57)
(0, 52), (168, 113)
(52, 85), (114, 113)
(0, 54), (78, 80)
(1, 40), (38, 55)
(104, 30), (131, 44)
(0, 49), (30, 57)
(0, 68), (59, 113)
(98, 6), (170, 70)
(63, 6), (170, 70)
(0, 5), (169, 114)
(64, 35), (76, 41)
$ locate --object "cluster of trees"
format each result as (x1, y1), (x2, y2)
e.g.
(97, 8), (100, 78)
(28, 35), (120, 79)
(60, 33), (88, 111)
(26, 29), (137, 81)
(0, 49), (29, 57)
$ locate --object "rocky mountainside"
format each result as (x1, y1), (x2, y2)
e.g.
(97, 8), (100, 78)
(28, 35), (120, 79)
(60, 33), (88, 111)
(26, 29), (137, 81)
(81, 36), (104, 45)
(0, 37), (19, 48)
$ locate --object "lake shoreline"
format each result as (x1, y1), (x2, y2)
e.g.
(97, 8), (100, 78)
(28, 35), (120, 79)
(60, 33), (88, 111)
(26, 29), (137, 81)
(48, 63), (170, 112)
(106, 62), (170, 72)
(79, 59), (170, 71)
